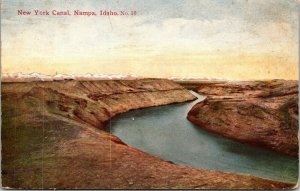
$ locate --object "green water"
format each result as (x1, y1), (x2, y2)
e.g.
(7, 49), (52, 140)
(109, 92), (298, 183)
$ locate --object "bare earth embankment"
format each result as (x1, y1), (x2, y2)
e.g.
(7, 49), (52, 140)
(2, 79), (295, 189)
(187, 80), (299, 157)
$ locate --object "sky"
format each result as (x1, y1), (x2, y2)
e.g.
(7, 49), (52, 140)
(1, 0), (299, 80)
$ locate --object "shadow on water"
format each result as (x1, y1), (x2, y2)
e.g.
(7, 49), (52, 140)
(109, 91), (298, 183)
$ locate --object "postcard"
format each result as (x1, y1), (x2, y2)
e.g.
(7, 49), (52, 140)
(1, 0), (299, 189)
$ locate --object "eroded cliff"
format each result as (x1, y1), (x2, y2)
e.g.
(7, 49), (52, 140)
(187, 80), (298, 157)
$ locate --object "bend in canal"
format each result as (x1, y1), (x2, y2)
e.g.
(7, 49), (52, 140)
(108, 91), (298, 183)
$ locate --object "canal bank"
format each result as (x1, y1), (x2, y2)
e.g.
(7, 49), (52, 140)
(110, 91), (298, 183)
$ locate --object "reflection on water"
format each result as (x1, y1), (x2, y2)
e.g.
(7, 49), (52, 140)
(110, 91), (298, 183)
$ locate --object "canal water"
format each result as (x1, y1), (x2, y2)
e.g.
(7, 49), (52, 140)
(109, 91), (298, 183)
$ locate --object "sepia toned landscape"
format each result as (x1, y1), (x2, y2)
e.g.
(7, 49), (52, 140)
(2, 0), (299, 189)
(1, 75), (298, 189)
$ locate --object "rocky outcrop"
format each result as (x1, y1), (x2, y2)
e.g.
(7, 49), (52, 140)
(187, 80), (298, 157)
(2, 79), (295, 189)
(4, 79), (196, 130)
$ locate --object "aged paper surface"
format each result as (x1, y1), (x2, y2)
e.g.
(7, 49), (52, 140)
(1, 0), (298, 189)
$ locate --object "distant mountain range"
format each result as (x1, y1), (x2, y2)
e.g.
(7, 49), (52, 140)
(1, 73), (226, 82)
(1, 73), (140, 82)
